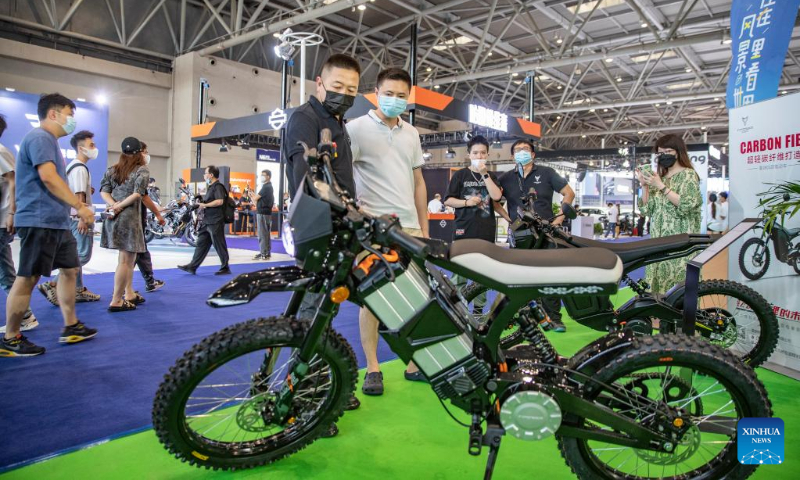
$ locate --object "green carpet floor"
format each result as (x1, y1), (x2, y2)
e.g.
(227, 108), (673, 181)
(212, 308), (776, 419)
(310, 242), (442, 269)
(3, 290), (798, 480)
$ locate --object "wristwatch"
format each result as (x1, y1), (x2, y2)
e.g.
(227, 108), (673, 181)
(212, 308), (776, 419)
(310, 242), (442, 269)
(482, 173), (490, 179)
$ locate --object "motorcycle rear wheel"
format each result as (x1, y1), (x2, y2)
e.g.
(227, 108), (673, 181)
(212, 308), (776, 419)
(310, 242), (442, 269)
(184, 224), (198, 247)
(152, 317), (357, 470)
(559, 334), (772, 480)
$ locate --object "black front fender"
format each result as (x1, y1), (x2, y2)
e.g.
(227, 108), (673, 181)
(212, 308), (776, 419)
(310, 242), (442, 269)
(207, 266), (315, 308)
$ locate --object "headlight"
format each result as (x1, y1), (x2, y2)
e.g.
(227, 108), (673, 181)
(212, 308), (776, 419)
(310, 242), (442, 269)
(282, 221), (295, 257)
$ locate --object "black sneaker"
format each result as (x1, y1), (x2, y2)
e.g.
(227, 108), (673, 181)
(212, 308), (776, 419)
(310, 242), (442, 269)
(59, 321), (98, 344)
(404, 370), (429, 383)
(177, 264), (196, 275)
(145, 280), (165, 292)
(252, 254), (263, 260)
(345, 395), (360, 411)
(362, 372), (384, 396)
(321, 423), (339, 438)
(1, 334), (45, 357)
(215, 267), (232, 275)
(549, 318), (567, 333)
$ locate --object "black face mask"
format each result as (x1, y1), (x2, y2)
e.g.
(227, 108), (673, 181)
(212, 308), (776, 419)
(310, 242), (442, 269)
(321, 88), (355, 117)
(657, 153), (677, 169)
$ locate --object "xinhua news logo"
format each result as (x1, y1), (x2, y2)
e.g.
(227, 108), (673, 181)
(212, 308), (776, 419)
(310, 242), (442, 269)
(738, 418), (784, 465)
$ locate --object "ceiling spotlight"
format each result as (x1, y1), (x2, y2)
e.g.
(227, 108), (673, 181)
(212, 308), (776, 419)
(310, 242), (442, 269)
(357, 4), (366, 10)
(556, 38), (563, 44)
(77, 97), (86, 102)
(781, 90), (788, 95)
(666, 100), (673, 105)
(272, 32), (280, 38)
(589, 108), (596, 113)
(219, 140), (229, 153)
(685, 68), (692, 73)
(616, 77), (622, 82)
(589, 160), (594, 166)
(422, 150), (433, 161)
(641, 22), (648, 28)
(556, 115), (562, 120)
(557, 85), (562, 89)
(433, 85), (440, 89)
(623, 141), (628, 144)
(426, 67), (432, 72)
(605, 57), (614, 63)
(511, 72), (519, 77)
(581, 134), (587, 139)
(723, 37), (732, 45)
(637, 130), (644, 134)
(96, 94), (107, 104)
(603, 108), (608, 112)
(655, 103), (661, 107)
(5, 87), (16, 92)
(701, 125), (707, 130)
(445, 144), (456, 159)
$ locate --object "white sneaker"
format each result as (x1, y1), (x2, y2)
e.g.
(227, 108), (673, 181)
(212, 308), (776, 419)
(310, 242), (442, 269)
(0, 311), (39, 334)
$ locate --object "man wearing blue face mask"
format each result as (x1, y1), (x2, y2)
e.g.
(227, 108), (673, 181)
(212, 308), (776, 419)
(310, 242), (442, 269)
(2, 93), (97, 356)
(497, 139), (575, 332)
(346, 68), (430, 395)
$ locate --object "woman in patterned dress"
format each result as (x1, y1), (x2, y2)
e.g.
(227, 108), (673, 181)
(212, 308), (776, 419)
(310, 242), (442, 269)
(636, 134), (702, 294)
(100, 137), (150, 311)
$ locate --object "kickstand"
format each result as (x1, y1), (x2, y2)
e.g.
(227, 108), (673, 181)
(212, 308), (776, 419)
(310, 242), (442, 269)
(482, 425), (504, 480)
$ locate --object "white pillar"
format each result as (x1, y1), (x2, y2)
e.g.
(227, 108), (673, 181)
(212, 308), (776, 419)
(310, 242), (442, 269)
(300, 39), (307, 105)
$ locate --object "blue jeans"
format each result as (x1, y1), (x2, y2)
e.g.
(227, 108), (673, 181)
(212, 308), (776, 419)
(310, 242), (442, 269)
(53, 219), (93, 289)
(604, 222), (617, 238)
(0, 228), (16, 293)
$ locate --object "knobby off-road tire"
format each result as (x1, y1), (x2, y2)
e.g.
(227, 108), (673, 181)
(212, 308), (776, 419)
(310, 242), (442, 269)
(738, 238), (770, 280)
(152, 317), (358, 471)
(558, 334), (772, 480)
(671, 279), (779, 368)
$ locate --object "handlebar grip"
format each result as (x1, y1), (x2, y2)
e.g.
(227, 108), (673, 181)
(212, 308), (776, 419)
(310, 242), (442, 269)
(386, 224), (430, 257)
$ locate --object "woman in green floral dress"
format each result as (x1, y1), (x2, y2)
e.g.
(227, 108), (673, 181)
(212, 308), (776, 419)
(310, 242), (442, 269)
(637, 134), (702, 294)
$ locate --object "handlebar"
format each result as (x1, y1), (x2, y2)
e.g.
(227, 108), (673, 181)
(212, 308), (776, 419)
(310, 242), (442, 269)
(373, 216), (430, 258)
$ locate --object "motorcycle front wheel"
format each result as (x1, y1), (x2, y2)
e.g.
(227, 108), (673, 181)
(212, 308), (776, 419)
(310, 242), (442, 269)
(559, 334), (772, 480)
(738, 238), (770, 280)
(152, 317), (357, 470)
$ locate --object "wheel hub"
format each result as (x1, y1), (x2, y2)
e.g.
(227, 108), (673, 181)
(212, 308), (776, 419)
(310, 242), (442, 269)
(500, 390), (562, 441)
(634, 425), (701, 466)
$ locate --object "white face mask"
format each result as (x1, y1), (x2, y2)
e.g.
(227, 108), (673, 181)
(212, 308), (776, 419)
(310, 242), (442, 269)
(470, 159), (485, 171)
(144, 154), (151, 165)
(81, 146), (99, 160)
(261, 176), (268, 182)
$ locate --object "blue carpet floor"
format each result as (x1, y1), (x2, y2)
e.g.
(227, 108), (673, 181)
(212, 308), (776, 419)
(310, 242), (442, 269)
(0, 262), (397, 470)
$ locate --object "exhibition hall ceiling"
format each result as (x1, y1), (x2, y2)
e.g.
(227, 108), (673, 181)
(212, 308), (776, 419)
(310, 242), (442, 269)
(1, 0), (799, 149)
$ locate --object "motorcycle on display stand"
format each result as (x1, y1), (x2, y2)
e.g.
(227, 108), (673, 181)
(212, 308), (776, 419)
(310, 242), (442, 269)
(462, 189), (779, 368)
(738, 194), (800, 279)
(145, 188), (202, 247)
(152, 130), (772, 479)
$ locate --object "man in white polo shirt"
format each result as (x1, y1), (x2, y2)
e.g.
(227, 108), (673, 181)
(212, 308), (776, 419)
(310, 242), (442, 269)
(347, 67), (429, 396)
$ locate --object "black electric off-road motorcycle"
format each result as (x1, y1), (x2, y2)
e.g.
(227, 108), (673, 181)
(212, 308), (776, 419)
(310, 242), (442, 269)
(463, 191), (778, 368)
(153, 132), (771, 479)
(738, 196), (800, 279)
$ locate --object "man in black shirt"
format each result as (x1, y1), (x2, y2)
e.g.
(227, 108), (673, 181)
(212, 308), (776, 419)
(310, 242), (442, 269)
(281, 53), (362, 437)
(251, 169), (274, 260)
(283, 54), (359, 198)
(178, 165), (230, 275)
(497, 139), (575, 332)
(444, 135), (503, 314)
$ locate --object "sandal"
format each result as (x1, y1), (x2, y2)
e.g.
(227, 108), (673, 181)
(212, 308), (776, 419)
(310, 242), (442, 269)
(108, 300), (137, 312)
(124, 292), (146, 305)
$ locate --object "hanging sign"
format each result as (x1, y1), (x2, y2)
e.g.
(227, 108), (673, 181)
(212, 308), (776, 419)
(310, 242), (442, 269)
(726, 0), (800, 108)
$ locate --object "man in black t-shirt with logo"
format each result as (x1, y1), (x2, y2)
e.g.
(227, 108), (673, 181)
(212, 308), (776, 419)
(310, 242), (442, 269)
(178, 165), (230, 275)
(497, 139), (575, 332)
(444, 135), (502, 313)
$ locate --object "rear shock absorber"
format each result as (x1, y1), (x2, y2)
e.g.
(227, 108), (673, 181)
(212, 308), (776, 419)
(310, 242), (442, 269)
(517, 301), (558, 365)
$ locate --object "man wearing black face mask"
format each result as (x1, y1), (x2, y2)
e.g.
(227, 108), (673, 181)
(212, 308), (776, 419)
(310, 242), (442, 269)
(280, 53), (362, 439)
(283, 54), (360, 198)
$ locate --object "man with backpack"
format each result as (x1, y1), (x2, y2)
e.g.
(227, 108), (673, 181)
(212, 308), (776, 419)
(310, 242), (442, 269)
(37, 130), (101, 305)
(178, 165), (231, 275)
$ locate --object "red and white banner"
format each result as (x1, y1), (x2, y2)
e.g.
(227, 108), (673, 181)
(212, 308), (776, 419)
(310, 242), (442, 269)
(729, 93), (800, 373)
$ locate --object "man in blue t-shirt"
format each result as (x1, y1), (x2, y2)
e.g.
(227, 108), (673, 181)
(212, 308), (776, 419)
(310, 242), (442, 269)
(1, 93), (98, 357)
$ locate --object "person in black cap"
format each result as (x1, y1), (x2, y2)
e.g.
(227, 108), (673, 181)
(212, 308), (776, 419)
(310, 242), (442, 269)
(178, 165), (230, 275)
(99, 136), (151, 311)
